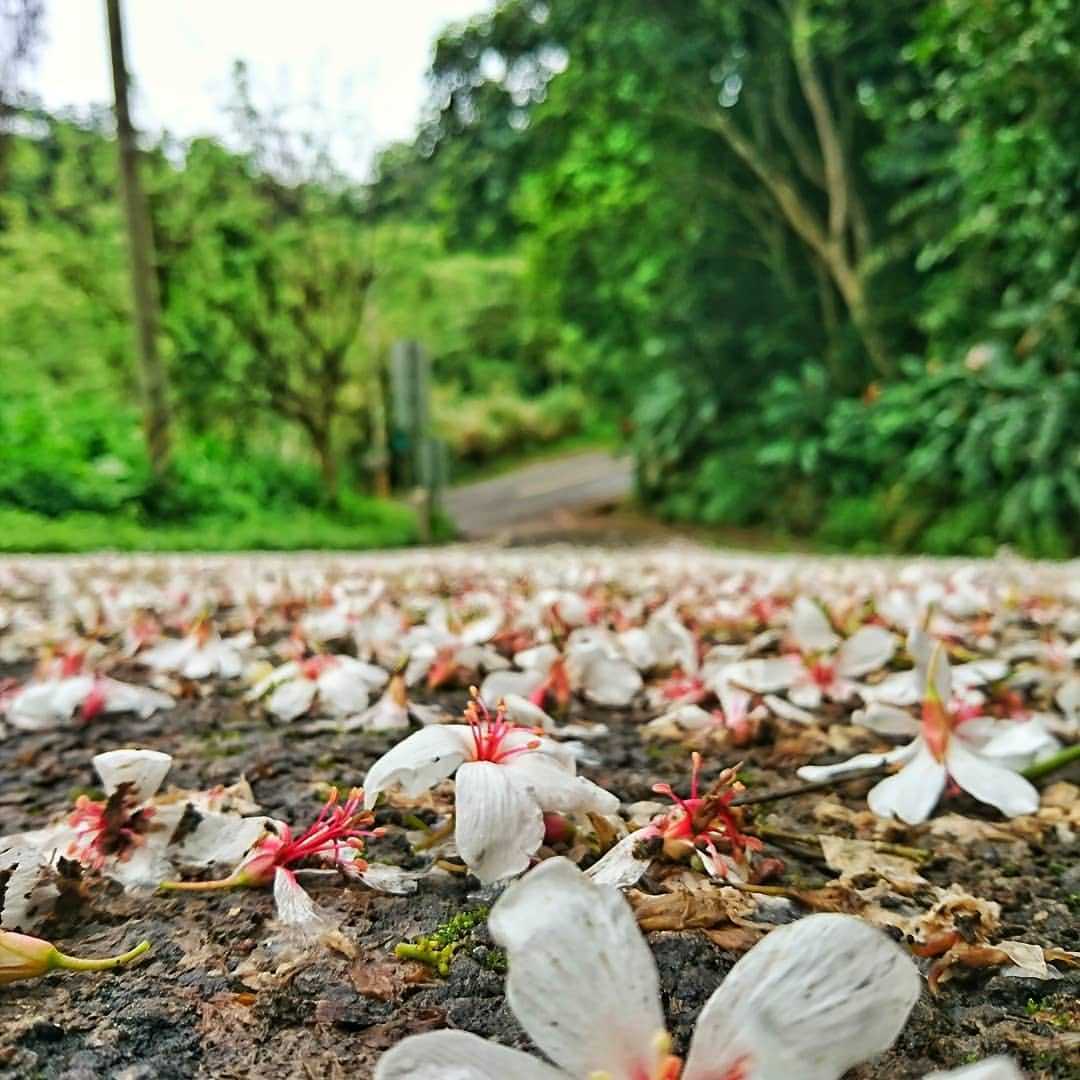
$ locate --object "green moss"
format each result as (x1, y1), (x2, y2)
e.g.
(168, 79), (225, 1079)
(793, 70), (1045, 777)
(393, 906), (496, 977)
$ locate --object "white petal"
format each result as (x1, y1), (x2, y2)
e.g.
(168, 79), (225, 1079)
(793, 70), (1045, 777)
(867, 741), (947, 825)
(489, 857), (667, 1079)
(93, 748), (172, 801)
(909, 628), (952, 703)
(726, 657), (803, 693)
(454, 761), (545, 883)
(345, 692), (410, 733)
(836, 625), (896, 677)
(684, 913), (920, 1080)
(763, 694), (817, 725)
(173, 813), (277, 868)
(922, 1058), (1024, 1080)
(247, 661), (299, 701)
(503, 753), (620, 816)
(362, 725), (472, 809)
(317, 664), (371, 715)
(580, 655), (643, 707)
(272, 867), (333, 935)
(790, 597), (841, 653)
(976, 718), (1059, 768)
(358, 863), (419, 895)
(854, 703), (921, 737)
(480, 669), (545, 706)
(374, 1030), (565, 1080)
(952, 659), (1008, 689)
(645, 704), (713, 734)
(100, 678), (174, 718)
(788, 681), (823, 711)
(797, 744), (916, 783)
(718, 682), (751, 725)
(267, 677), (317, 721)
(864, 670), (920, 707)
(945, 740), (1039, 818)
(501, 694), (555, 730)
(646, 611), (698, 673)
(585, 831), (654, 889)
(141, 639), (193, 672)
(0, 847), (57, 931)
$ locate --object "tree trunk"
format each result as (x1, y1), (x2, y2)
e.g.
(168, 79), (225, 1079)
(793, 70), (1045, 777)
(105, 0), (171, 477)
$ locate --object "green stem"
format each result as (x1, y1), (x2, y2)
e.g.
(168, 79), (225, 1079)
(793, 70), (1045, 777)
(1022, 744), (1080, 782)
(158, 875), (240, 892)
(53, 939), (150, 973)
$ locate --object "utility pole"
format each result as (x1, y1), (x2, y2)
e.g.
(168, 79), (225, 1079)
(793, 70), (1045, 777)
(105, 0), (171, 477)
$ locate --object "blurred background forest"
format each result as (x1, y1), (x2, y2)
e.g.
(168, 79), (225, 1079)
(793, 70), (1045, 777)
(2, 0), (1078, 555)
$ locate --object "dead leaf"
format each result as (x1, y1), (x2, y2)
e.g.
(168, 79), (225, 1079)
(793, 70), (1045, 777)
(819, 835), (928, 892)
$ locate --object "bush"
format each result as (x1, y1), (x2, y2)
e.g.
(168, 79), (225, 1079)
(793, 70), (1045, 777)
(0, 395), (421, 552)
(633, 353), (1080, 558)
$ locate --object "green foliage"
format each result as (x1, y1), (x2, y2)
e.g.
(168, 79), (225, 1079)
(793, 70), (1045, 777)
(0, 394), (419, 552)
(638, 355), (1080, 557)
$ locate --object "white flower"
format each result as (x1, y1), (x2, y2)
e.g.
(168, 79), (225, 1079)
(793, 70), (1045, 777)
(141, 627), (252, 679)
(375, 857), (921, 1080)
(798, 634), (1049, 825)
(726, 598), (895, 711)
(4, 664), (174, 732)
(363, 700), (618, 883)
(341, 673), (445, 733)
(246, 655), (388, 720)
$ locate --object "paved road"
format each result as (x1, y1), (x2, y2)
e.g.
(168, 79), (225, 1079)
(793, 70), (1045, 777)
(445, 449), (634, 538)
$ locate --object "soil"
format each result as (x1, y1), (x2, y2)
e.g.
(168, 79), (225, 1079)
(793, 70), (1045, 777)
(1, 673), (1076, 1080)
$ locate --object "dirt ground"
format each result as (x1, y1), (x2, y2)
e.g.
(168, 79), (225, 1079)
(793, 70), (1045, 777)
(1, 676), (1076, 1080)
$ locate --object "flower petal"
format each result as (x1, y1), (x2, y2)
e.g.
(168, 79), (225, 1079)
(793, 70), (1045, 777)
(267, 678), (318, 721)
(797, 744), (916, 783)
(836, 625), (896, 677)
(503, 754), (619, 816)
(790, 597), (841, 654)
(317, 663), (371, 715)
(726, 657), (804, 693)
(945, 740), (1039, 818)
(922, 1058), (1024, 1080)
(488, 857), (667, 1079)
(585, 831), (654, 890)
(272, 866), (333, 936)
(683, 913), (920, 1080)
(374, 1030), (565, 1080)
(362, 725), (472, 809)
(454, 761), (545, 883)
(867, 741), (947, 825)
(358, 863), (419, 896)
(92, 748), (172, 802)
(854, 703), (921, 737)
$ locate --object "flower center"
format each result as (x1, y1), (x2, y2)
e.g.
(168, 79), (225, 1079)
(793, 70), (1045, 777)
(464, 694), (540, 763)
(809, 659), (836, 689)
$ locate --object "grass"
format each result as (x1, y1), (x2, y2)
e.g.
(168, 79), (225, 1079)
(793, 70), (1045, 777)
(0, 502), (422, 553)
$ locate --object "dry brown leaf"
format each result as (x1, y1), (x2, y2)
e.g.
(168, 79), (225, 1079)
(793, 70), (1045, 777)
(628, 874), (755, 931)
(348, 955), (407, 1001)
(819, 835), (928, 892)
(703, 925), (766, 951)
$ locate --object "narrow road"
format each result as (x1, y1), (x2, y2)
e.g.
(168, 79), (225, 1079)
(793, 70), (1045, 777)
(445, 449), (634, 538)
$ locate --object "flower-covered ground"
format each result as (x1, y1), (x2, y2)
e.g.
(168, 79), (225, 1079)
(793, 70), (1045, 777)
(0, 548), (1076, 1078)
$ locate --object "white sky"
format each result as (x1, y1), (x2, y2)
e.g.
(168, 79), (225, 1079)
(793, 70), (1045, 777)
(26, 0), (491, 176)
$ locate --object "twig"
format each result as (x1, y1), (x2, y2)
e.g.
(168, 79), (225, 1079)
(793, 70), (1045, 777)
(1022, 744), (1080, 782)
(757, 824), (929, 864)
(729, 764), (891, 807)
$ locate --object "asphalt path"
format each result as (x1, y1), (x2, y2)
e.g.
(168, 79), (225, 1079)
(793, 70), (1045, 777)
(445, 450), (634, 538)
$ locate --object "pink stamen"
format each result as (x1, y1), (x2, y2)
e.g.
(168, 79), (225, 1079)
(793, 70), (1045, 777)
(464, 694), (541, 763)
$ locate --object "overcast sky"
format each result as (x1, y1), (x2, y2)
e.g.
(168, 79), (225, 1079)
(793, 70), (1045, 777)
(26, 1), (490, 176)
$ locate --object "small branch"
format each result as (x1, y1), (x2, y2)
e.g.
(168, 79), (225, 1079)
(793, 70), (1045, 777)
(730, 764), (891, 807)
